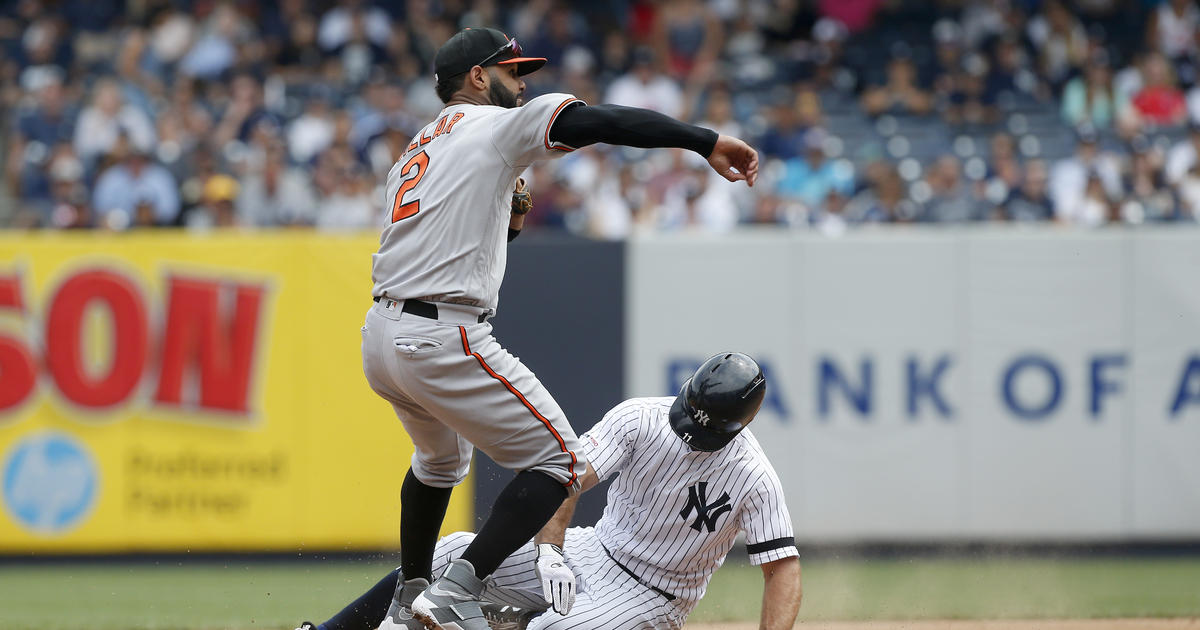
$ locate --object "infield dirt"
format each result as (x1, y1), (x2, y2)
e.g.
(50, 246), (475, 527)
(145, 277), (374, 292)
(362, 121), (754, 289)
(696, 620), (1199, 630)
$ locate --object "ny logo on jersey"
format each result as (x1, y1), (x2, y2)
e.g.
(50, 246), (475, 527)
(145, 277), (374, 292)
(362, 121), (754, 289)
(679, 481), (732, 533)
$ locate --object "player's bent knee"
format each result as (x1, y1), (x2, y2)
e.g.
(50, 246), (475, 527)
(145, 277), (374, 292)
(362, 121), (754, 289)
(410, 458), (469, 488)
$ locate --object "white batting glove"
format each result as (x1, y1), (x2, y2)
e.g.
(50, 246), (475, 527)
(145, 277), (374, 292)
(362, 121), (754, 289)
(535, 543), (576, 615)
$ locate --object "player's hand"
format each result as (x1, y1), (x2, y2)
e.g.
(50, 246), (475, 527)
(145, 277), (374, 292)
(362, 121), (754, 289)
(707, 134), (759, 187)
(535, 543), (576, 615)
(512, 177), (533, 215)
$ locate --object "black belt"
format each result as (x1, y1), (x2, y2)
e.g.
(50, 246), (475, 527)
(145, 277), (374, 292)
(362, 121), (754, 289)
(601, 545), (676, 601)
(373, 297), (488, 324)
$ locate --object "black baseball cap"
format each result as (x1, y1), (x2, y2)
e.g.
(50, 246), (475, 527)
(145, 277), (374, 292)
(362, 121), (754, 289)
(434, 28), (546, 82)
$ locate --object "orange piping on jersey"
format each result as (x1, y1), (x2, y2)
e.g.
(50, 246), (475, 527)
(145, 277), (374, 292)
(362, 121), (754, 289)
(458, 326), (578, 487)
(544, 98), (583, 152)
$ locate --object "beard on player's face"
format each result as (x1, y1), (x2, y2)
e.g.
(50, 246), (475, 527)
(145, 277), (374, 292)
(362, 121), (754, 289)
(487, 69), (520, 109)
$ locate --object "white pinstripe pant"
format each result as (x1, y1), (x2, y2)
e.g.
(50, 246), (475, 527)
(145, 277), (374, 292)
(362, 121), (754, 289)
(432, 527), (688, 630)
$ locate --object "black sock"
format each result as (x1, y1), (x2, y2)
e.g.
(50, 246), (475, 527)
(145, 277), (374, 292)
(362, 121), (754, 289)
(460, 471), (568, 578)
(400, 469), (453, 581)
(318, 568), (400, 630)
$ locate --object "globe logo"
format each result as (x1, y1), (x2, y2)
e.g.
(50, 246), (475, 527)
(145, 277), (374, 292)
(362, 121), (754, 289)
(2, 431), (98, 534)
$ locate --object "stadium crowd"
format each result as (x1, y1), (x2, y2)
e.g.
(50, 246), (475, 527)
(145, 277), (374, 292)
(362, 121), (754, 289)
(3, 0), (1200, 236)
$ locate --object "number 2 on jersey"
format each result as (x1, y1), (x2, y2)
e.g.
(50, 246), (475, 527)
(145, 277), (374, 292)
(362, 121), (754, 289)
(391, 151), (430, 222)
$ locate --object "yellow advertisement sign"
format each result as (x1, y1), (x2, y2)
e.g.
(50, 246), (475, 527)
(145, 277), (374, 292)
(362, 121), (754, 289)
(0, 231), (472, 552)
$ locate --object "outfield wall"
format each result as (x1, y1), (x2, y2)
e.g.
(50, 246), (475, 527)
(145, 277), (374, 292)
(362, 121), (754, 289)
(3, 228), (1199, 553)
(625, 228), (1200, 542)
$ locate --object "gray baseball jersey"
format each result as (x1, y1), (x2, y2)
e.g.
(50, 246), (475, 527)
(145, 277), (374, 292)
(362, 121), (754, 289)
(361, 94), (587, 492)
(428, 396), (798, 629)
(371, 93), (582, 311)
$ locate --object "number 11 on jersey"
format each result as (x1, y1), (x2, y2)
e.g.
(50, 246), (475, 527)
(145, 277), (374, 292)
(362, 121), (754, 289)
(391, 151), (430, 222)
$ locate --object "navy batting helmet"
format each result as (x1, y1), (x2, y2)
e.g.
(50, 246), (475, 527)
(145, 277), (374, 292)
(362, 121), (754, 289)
(668, 353), (767, 452)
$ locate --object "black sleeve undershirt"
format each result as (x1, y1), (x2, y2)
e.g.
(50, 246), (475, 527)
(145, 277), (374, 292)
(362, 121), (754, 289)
(548, 103), (719, 157)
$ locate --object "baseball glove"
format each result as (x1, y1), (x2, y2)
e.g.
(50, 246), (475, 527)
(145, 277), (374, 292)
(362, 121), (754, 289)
(512, 178), (533, 215)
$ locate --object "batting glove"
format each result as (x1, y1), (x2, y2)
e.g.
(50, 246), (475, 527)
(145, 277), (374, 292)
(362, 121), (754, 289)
(535, 543), (575, 615)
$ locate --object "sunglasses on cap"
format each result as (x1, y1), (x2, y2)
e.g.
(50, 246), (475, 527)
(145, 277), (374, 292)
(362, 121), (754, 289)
(478, 37), (523, 69)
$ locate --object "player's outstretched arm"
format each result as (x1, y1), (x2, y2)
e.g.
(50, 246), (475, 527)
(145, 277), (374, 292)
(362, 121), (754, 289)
(548, 104), (759, 186)
(532, 467), (597, 616)
(758, 556), (801, 630)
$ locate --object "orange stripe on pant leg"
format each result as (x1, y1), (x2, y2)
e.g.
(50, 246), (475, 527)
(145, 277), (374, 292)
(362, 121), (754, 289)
(458, 326), (578, 487)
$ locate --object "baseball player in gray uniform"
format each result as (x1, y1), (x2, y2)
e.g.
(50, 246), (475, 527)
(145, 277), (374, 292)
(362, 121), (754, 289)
(352, 26), (760, 630)
(299, 354), (801, 630)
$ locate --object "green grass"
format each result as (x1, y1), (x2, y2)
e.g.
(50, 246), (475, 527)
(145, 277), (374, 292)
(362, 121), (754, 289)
(1, 557), (1198, 630)
(692, 557), (1200, 623)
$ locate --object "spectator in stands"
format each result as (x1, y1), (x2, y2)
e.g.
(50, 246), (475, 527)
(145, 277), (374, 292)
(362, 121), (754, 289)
(1179, 162), (1200, 220)
(288, 90), (338, 165)
(1027, 0), (1089, 89)
(1061, 52), (1116, 129)
(776, 128), (855, 212)
(1064, 172), (1117, 225)
(581, 158), (648, 240)
(1165, 121), (1200, 185)
(1146, 0), (1199, 64)
(1003, 159), (1054, 222)
(3, 0), (1199, 231)
(73, 77), (156, 168)
(604, 47), (684, 118)
(653, 150), (739, 233)
(759, 86), (822, 160)
(45, 151), (91, 230)
(944, 51), (997, 126)
(1189, 85), (1200, 124)
(844, 162), (910, 223)
(155, 79), (215, 180)
(235, 139), (317, 227)
(1050, 125), (1123, 222)
(809, 188), (851, 236)
(986, 33), (1046, 105)
(1125, 51), (1188, 129)
(92, 142), (180, 228)
(918, 155), (986, 222)
(653, 0), (723, 84)
(696, 87), (743, 139)
(317, 0), (391, 53)
(314, 154), (375, 231)
(1120, 136), (1178, 222)
(928, 19), (965, 98)
(178, 3), (249, 80)
(186, 174), (241, 229)
(818, 0), (885, 34)
(987, 132), (1024, 191)
(5, 71), (74, 205)
(213, 73), (282, 148)
(861, 55), (934, 117)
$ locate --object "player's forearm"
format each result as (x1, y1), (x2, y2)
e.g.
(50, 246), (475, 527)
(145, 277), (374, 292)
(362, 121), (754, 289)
(507, 212), (525, 242)
(759, 557), (802, 630)
(548, 104), (718, 157)
(534, 492), (578, 547)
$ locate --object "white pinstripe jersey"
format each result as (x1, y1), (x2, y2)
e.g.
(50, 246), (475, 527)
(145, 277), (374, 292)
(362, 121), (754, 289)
(371, 93), (582, 311)
(582, 396), (798, 604)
